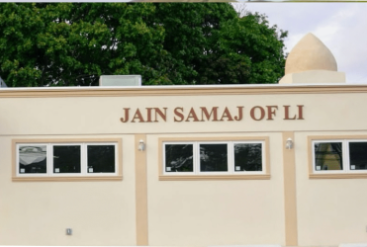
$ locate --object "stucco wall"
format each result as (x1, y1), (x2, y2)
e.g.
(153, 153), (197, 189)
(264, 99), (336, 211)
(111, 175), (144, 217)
(1, 86), (367, 246)
(147, 133), (285, 246)
(0, 92), (366, 135)
(0, 135), (136, 246)
(295, 131), (367, 246)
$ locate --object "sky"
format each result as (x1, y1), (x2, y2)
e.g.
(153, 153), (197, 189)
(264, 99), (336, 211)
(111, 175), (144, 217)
(232, 2), (367, 84)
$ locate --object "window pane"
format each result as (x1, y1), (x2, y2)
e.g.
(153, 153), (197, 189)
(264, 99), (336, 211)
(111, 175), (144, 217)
(349, 142), (367, 170)
(314, 142), (343, 171)
(234, 143), (262, 171)
(53, 146), (81, 173)
(87, 145), (115, 173)
(19, 145), (47, 174)
(200, 144), (228, 172)
(165, 144), (193, 172)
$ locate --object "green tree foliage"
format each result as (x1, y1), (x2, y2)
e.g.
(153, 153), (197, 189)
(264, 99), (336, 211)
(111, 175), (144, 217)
(0, 3), (287, 87)
(206, 12), (287, 84)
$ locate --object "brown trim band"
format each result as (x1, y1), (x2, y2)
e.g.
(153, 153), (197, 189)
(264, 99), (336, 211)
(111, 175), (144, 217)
(135, 134), (148, 246)
(159, 175), (270, 181)
(12, 138), (123, 182)
(158, 136), (270, 181)
(12, 176), (122, 182)
(282, 132), (298, 246)
(1, 84), (367, 98)
(309, 174), (367, 179)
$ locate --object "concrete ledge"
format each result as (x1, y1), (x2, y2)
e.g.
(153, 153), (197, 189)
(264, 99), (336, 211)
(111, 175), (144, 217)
(209, 245), (282, 247)
(279, 70), (346, 84)
(340, 244), (367, 247)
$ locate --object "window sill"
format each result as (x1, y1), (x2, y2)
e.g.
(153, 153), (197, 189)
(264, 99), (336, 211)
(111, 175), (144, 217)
(159, 174), (270, 181)
(309, 173), (367, 179)
(12, 175), (123, 182)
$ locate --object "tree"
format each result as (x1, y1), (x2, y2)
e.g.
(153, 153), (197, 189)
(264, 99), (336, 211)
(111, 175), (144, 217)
(210, 12), (288, 84)
(0, 3), (287, 87)
(0, 3), (166, 86)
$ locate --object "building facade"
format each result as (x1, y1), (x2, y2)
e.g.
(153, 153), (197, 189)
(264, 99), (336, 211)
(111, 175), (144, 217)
(1, 34), (366, 247)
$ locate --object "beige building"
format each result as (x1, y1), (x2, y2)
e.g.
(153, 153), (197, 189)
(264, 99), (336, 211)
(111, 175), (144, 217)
(1, 33), (367, 247)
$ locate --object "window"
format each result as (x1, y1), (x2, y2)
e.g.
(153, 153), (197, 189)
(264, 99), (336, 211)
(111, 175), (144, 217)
(163, 141), (265, 175)
(87, 145), (115, 173)
(312, 140), (367, 173)
(19, 145), (47, 174)
(165, 144), (194, 172)
(14, 139), (121, 181)
(53, 145), (82, 173)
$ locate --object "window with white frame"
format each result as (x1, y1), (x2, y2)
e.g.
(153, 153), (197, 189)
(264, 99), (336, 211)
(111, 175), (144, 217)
(163, 141), (264, 174)
(313, 140), (367, 172)
(17, 143), (117, 176)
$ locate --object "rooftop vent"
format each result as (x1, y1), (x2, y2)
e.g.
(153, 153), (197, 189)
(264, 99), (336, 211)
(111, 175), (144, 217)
(99, 75), (141, 87)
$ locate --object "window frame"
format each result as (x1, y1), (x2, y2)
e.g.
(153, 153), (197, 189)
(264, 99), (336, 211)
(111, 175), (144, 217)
(197, 141), (230, 174)
(312, 140), (346, 174)
(309, 136), (367, 179)
(159, 137), (270, 181)
(13, 139), (122, 181)
(51, 143), (83, 175)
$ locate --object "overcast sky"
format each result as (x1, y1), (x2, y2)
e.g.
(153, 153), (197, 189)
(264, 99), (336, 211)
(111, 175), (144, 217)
(232, 2), (367, 84)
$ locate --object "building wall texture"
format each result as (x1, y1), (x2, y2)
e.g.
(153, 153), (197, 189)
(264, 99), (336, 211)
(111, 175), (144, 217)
(1, 85), (367, 246)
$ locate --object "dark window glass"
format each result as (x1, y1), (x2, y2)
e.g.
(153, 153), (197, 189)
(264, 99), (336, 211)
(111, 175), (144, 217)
(165, 144), (193, 172)
(234, 143), (262, 171)
(314, 142), (343, 171)
(200, 144), (227, 172)
(349, 142), (367, 170)
(53, 146), (81, 173)
(19, 145), (47, 174)
(87, 145), (115, 173)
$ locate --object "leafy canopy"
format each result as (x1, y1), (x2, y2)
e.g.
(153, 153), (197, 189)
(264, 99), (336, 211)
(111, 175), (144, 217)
(0, 3), (287, 87)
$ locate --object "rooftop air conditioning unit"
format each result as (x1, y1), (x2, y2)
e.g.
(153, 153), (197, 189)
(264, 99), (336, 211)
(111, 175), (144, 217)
(99, 75), (142, 87)
(0, 76), (7, 88)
